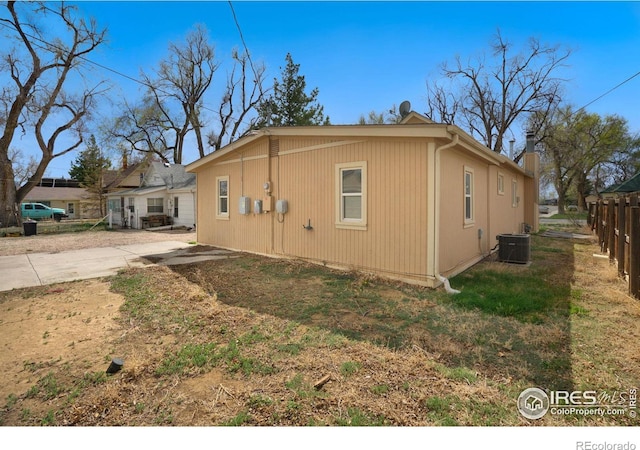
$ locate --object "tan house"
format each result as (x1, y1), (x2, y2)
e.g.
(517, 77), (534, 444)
(23, 186), (100, 219)
(186, 113), (539, 287)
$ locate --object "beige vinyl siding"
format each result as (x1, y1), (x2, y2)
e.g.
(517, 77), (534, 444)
(191, 129), (532, 286)
(196, 141), (272, 254)
(439, 149), (489, 275)
(438, 150), (528, 276)
(196, 135), (430, 283)
(274, 137), (429, 282)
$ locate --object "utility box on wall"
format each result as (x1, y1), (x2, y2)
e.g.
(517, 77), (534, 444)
(254, 199), (263, 214)
(239, 196), (251, 215)
(276, 199), (288, 214)
(263, 196), (273, 212)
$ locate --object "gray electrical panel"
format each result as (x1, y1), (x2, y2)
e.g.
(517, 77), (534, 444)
(276, 199), (288, 214)
(239, 196), (251, 215)
(254, 199), (263, 214)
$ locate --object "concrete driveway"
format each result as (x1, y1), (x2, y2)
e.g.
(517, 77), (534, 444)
(0, 241), (235, 292)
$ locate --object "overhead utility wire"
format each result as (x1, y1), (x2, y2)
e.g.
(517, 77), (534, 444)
(574, 70), (640, 115)
(227, 0), (264, 96)
(0, 20), (226, 119)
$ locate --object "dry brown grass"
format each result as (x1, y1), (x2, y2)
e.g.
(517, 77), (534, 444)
(1, 228), (639, 427)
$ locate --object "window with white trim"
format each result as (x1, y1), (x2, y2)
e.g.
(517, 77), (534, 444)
(108, 199), (121, 214)
(497, 173), (505, 195)
(147, 198), (164, 214)
(173, 196), (179, 218)
(217, 176), (229, 219)
(464, 167), (474, 225)
(512, 179), (518, 208)
(336, 161), (367, 229)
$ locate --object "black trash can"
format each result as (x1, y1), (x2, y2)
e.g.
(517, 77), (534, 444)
(23, 220), (37, 236)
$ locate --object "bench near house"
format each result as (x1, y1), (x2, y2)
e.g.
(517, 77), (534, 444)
(186, 112), (539, 287)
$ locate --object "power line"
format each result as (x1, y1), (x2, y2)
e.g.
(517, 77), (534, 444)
(228, 1), (264, 96)
(0, 12), (249, 119)
(575, 70), (640, 114)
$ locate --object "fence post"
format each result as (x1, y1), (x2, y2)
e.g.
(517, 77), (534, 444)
(596, 200), (601, 234)
(608, 200), (616, 262)
(598, 200), (605, 250)
(618, 198), (626, 277)
(630, 206), (640, 300)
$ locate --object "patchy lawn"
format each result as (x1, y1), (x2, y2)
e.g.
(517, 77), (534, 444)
(1, 230), (638, 426)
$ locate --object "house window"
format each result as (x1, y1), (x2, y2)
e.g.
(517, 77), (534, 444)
(512, 179), (518, 208)
(67, 203), (75, 215)
(464, 167), (474, 225)
(108, 199), (121, 214)
(128, 197), (135, 213)
(497, 173), (505, 195)
(335, 161), (367, 229)
(173, 196), (179, 218)
(217, 176), (229, 219)
(147, 198), (164, 214)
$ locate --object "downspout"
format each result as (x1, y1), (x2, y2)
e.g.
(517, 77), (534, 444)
(434, 128), (461, 294)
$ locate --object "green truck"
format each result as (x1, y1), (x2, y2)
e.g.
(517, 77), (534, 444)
(21, 203), (68, 221)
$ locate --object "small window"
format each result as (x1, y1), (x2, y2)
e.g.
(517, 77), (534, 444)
(128, 197), (135, 212)
(335, 161), (367, 229)
(147, 198), (164, 214)
(464, 167), (474, 225)
(497, 173), (505, 195)
(173, 196), (179, 218)
(217, 176), (229, 219)
(108, 199), (121, 213)
(512, 179), (518, 208)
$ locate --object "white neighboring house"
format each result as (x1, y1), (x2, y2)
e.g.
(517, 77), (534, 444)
(106, 162), (196, 229)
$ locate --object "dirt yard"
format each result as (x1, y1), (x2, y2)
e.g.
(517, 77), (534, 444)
(0, 229), (197, 411)
(0, 228), (638, 427)
(0, 228), (197, 256)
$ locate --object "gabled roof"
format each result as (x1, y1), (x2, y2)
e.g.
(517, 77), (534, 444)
(24, 186), (90, 202)
(143, 162), (195, 188)
(103, 162), (146, 190)
(399, 111), (434, 125)
(107, 163), (196, 197)
(186, 119), (528, 177)
(602, 172), (640, 194)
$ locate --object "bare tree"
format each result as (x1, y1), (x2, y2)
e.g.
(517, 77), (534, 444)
(144, 24), (217, 162)
(207, 49), (267, 152)
(108, 95), (174, 164)
(426, 30), (570, 154)
(8, 147), (38, 188)
(0, 1), (106, 226)
(105, 25), (216, 165)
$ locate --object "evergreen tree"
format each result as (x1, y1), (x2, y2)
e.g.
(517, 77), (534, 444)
(69, 135), (111, 183)
(257, 53), (329, 127)
(69, 135), (111, 216)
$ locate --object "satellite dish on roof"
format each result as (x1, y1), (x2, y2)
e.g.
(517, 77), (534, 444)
(399, 101), (411, 118)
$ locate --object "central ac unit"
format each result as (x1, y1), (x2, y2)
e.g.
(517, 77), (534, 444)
(497, 234), (530, 264)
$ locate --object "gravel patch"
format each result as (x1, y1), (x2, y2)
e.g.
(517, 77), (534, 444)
(0, 229), (197, 256)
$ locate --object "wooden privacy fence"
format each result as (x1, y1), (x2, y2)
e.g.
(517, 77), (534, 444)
(588, 194), (640, 299)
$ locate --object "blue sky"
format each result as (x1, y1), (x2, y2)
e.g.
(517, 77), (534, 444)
(38, 1), (640, 177)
